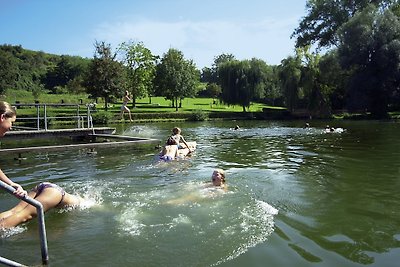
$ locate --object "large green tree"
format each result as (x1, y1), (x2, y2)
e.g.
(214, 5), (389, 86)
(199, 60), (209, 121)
(218, 59), (266, 112)
(292, 0), (395, 49)
(85, 41), (125, 110)
(338, 5), (400, 116)
(278, 55), (302, 112)
(118, 41), (158, 107)
(153, 48), (199, 111)
(297, 46), (333, 116)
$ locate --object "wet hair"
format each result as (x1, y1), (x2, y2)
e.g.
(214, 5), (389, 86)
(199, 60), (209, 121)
(214, 169), (226, 183)
(0, 101), (16, 118)
(172, 127), (181, 135)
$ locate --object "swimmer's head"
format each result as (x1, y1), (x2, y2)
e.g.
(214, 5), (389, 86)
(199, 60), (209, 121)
(172, 127), (181, 135)
(211, 169), (225, 186)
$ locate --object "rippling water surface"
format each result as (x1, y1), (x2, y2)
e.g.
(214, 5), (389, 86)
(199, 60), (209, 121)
(1, 120), (400, 267)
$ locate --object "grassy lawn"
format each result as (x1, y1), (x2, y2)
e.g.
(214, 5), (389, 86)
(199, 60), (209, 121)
(2, 90), (283, 114)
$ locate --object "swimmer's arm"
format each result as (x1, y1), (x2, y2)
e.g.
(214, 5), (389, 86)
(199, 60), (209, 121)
(0, 169), (27, 197)
(165, 193), (199, 205)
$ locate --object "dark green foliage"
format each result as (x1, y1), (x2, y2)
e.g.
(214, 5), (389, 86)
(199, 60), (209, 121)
(0, 44), (90, 97)
(292, 0), (395, 49)
(91, 110), (113, 124)
(278, 56), (302, 112)
(118, 41), (158, 107)
(42, 55), (90, 94)
(188, 110), (208, 121)
(153, 48), (199, 111)
(338, 6), (400, 117)
(84, 41), (125, 110)
(218, 59), (267, 112)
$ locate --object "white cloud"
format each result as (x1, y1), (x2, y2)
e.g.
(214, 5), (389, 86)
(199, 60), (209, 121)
(93, 17), (299, 68)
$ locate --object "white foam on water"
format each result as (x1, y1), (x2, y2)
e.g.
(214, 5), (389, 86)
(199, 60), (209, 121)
(0, 225), (27, 238)
(213, 199), (279, 266)
(123, 125), (157, 138)
(117, 206), (145, 236)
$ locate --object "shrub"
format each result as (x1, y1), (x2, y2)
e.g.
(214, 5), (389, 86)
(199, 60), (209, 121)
(189, 110), (208, 121)
(91, 111), (112, 125)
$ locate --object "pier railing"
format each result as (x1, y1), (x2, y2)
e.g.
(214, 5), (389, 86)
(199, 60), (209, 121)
(12, 103), (94, 131)
(0, 181), (49, 266)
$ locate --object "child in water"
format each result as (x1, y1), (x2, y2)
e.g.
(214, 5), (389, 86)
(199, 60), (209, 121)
(165, 169), (227, 204)
(166, 127), (192, 153)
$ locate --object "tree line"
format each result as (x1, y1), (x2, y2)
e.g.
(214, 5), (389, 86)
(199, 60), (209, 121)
(1, 0), (400, 118)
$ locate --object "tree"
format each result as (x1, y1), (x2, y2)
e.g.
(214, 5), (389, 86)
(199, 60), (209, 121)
(318, 51), (348, 111)
(292, 0), (394, 49)
(278, 55), (302, 112)
(0, 49), (18, 95)
(85, 41), (125, 111)
(206, 83), (222, 99)
(263, 65), (282, 106)
(153, 48), (199, 111)
(42, 55), (89, 94)
(338, 5), (400, 117)
(218, 59), (266, 112)
(118, 41), (158, 107)
(297, 46), (333, 116)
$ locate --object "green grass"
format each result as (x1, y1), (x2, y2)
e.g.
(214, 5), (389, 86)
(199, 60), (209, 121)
(3, 89), (89, 105)
(1, 90), (282, 113)
(1, 90), (287, 125)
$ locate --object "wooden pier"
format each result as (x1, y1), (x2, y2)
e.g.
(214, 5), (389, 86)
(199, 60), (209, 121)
(3, 127), (116, 140)
(0, 128), (160, 155)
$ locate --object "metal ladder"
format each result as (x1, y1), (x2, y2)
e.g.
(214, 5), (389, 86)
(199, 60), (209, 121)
(0, 181), (49, 266)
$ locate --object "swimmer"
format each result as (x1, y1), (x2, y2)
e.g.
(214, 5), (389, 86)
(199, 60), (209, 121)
(159, 145), (178, 161)
(166, 127), (192, 153)
(166, 169), (227, 204)
(0, 182), (83, 229)
(208, 169), (226, 189)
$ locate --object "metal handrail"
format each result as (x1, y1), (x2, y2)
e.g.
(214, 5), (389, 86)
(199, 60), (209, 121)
(0, 181), (49, 266)
(13, 103), (95, 131)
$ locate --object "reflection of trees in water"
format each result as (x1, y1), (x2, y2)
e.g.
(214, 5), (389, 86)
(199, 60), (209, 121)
(279, 123), (400, 265)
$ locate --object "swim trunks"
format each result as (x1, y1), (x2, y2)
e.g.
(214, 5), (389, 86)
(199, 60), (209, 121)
(159, 155), (174, 161)
(32, 182), (66, 206)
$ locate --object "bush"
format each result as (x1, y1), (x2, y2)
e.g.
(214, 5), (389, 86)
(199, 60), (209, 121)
(189, 110), (208, 121)
(91, 111), (112, 125)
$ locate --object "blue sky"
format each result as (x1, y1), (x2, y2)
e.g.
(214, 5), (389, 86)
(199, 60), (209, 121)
(0, 0), (307, 68)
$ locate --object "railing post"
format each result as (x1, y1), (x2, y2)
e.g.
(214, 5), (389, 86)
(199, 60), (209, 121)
(36, 104), (40, 130)
(87, 105), (91, 128)
(0, 181), (49, 265)
(44, 104), (48, 131)
(77, 105), (80, 128)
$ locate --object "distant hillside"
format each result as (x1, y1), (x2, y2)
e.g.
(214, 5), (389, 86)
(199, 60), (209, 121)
(0, 44), (91, 96)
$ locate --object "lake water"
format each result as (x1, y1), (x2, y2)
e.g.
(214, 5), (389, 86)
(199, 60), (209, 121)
(1, 120), (400, 267)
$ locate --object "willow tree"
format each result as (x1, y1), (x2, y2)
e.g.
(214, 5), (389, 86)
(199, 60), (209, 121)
(218, 59), (266, 112)
(278, 56), (302, 112)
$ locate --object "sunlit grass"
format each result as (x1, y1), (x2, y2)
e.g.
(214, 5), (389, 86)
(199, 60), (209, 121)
(1, 90), (284, 117)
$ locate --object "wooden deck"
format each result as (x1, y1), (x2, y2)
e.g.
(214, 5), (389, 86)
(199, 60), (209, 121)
(3, 127), (116, 140)
(0, 128), (160, 154)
